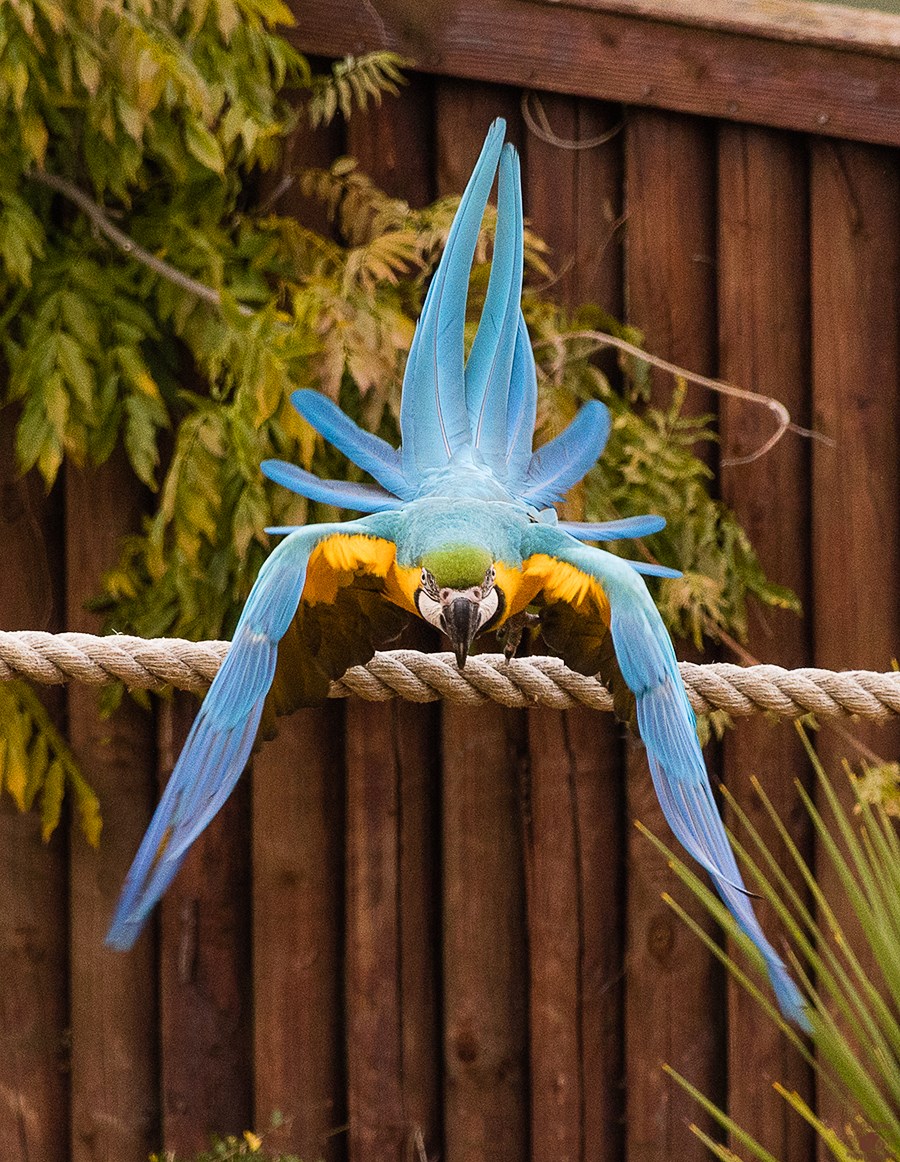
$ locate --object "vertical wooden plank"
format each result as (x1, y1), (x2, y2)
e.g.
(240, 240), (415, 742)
(0, 417), (68, 1162)
(65, 454), (160, 1162)
(266, 67), (345, 236)
(344, 698), (441, 1161)
(253, 707), (347, 1160)
(717, 122), (815, 1162)
(342, 87), (441, 1162)
(435, 81), (530, 1162)
(442, 703), (529, 1162)
(524, 93), (623, 310)
(809, 137), (900, 1142)
(345, 74), (436, 205)
(159, 693), (253, 1153)
(623, 107), (723, 1162)
(525, 710), (625, 1162)
(523, 92), (627, 1162)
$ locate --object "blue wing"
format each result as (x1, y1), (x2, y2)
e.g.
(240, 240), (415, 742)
(106, 520), (374, 950)
(523, 525), (809, 1027)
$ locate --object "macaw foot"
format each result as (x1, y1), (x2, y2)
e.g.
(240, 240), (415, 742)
(497, 610), (540, 659)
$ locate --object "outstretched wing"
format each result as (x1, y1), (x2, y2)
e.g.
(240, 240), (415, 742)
(107, 519), (409, 950)
(521, 525), (808, 1027)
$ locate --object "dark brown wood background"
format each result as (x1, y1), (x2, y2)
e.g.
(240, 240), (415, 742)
(1, 3), (898, 1160)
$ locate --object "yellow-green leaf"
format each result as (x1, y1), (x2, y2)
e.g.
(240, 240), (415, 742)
(184, 119), (224, 174)
(57, 333), (95, 405)
(40, 758), (65, 843)
(74, 43), (101, 95)
(3, 711), (31, 811)
(20, 111), (48, 165)
(69, 769), (102, 847)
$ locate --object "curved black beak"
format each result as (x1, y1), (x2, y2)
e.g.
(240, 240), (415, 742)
(442, 596), (480, 668)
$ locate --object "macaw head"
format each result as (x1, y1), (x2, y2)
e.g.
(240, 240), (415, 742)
(413, 544), (502, 666)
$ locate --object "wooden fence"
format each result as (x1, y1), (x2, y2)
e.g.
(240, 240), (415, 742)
(1, 2), (899, 1160)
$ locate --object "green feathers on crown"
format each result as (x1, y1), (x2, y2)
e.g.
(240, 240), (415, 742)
(421, 545), (493, 590)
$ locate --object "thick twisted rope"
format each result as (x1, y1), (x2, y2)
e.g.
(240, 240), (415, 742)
(0, 630), (898, 721)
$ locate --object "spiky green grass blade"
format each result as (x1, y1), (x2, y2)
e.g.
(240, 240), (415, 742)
(664, 1066), (782, 1162)
(640, 725), (900, 1159)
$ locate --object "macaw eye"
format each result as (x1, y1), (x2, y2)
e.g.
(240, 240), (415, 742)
(483, 565), (496, 591)
(420, 568), (439, 597)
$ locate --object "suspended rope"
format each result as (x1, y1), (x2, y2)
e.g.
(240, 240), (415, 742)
(0, 630), (898, 721)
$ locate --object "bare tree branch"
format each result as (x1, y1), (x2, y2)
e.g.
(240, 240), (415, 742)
(30, 167), (254, 317)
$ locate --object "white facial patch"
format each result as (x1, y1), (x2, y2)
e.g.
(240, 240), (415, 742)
(477, 585), (499, 627)
(416, 589), (444, 629)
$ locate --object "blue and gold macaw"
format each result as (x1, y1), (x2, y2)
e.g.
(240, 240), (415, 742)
(107, 120), (806, 1027)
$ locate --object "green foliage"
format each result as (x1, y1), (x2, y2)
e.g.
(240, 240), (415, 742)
(645, 723), (900, 1160)
(0, 680), (101, 844)
(150, 1127), (309, 1161)
(308, 52), (409, 128)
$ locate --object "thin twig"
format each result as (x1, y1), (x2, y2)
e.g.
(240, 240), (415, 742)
(521, 91), (623, 150)
(31, 167), (255, 317)
(546, 328), (833, 465)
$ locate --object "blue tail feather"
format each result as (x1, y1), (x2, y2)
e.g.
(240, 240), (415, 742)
(522, 401), (611, 505)
(505, 314), (539, 483)
(291, 389), (411, 498)
(400, 118), (506, 476)
(467, 145), (523, 472)
(260, 460), (404, 513)
(557, 515), (666, 541)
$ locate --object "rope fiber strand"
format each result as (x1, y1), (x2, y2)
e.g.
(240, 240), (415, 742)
(0, 630), (898, 721)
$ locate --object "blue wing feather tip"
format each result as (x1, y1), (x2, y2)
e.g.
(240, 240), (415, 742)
(105, 925), (137, 951)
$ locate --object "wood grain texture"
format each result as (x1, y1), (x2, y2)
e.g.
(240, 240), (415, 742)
(436, 82), (529, 1162)
(523, 93), (624, 312)
(809, 136), (900, 1147)
(525, 709), (625, 1162)
(253, 707), (347, 1161)
(289, 0), (900, 149)
(539, 0), (900, 58)
(345, 73), (436, 205)
(442, 703), (529, 1162)
(717, 122), (814, 1161)
(523, 97), (626, 1162)
(345, 699), (441, 1161)
(66, 454), (159, 1162)
(158, 692), (253, 1154)
(623, 107), (723, 1162)
(0, 416), (68, 1162)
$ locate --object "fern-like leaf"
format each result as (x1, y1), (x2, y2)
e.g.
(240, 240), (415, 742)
(307, 52), (410, 128)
